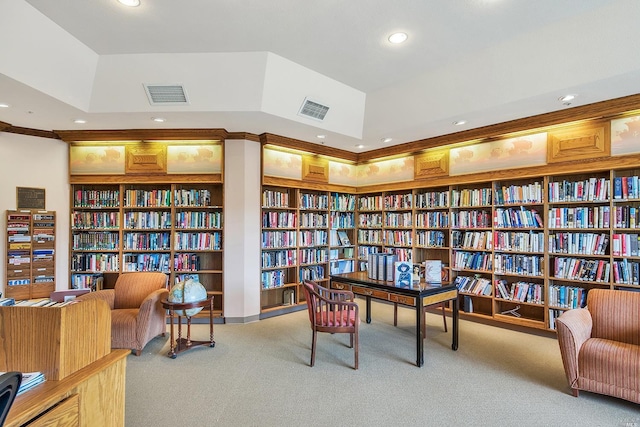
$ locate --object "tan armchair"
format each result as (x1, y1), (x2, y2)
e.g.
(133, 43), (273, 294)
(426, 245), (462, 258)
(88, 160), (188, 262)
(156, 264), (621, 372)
(556, 288), (640, 404)
(76, 272), (169, 356)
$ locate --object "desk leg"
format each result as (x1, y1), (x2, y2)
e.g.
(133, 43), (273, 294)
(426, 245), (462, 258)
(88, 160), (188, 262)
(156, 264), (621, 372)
(168, 310), (177, 359)
(452, 297), (459, 351)
(416, 299), (424, 367)
(365, 296), (372, 324)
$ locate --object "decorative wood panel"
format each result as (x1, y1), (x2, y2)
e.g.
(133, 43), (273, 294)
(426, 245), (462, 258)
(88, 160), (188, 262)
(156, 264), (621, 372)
(414, 149), (449, 180)
(125, 144), (167, 174)
(547, 121), (610, 163)
(302, 155), (329, 183)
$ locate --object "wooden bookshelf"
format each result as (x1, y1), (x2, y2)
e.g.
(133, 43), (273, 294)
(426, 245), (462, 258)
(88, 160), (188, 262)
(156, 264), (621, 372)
(5, 210), (56, 300)
(70, 183), (224, 319)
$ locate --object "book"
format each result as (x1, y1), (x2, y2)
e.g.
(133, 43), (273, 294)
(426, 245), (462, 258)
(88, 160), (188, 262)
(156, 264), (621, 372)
(394, 261), (413, 288)
(423, 260), (442, 284)
(337, 230), (351, 246)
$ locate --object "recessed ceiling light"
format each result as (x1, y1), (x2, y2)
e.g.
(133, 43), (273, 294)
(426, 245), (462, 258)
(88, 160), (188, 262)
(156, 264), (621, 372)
(388, 32), (408, 44)
(381, 137), (393, 143)
(317, 134), (326, 139)
(73, 119), (87, 124)
(453, 120), (467, 126)
(0, 103), (9, 108)
(118, 0), (140, 6)
(152, 117), (166, 123)
(355, 144), (365, 149)
(559, 94), (576, 102)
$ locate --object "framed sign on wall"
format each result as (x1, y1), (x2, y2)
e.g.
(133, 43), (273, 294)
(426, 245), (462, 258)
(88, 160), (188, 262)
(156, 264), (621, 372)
(16, 187), (45, 209)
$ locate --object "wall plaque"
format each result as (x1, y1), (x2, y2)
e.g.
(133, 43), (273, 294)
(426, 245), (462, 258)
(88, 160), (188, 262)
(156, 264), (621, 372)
(16, 187), (45, 209)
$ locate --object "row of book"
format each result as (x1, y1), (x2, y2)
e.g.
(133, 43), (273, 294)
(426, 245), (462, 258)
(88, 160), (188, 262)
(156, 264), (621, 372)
(367, 253), (396, 281)
(298, 193), (329, 210)
(300, 248), (328, 264)
(261, 231), (296, 248)
(357, 230), (383, 245)
(358, 195), (384, 211)
(454, 275), (492, 296)
(261, 270), (287, 289)
(384, 230), (412, 246)
(493, 207), (543, 228)
(358, 213), (383, 227)
(415, 211), (449, 227)
(73, 189), (120, 208)
(494, 231), (544, 252)
(549, 232), (609, 255)
(174, 211), (222, 229)
(548, 206), (610, 229)
(174, 253), (201, 271)
(452, 251), (492, 272)
(451, 187), (492, 208)
(613, 175), (640, 200)
(329, 247), (355, 260)
(611, 233), (640, 256)
(415, 191), (449, 209)
(299, 230), (328, 246)
(552, 257), (610, 282)
(262, 211), (296, 228)
(548, 285), (586, 309)
(611, 259), (640, 285)
(174, 232), (221, 250)
(261, 250), (296, 269)
(299, 265), (325, 282)
(123, 189), (172, 207)
(388, 248), (412, 262)
(72, 211), (120, 229)
(494, 254), (544, 277)
(71, 253), (120, 272)
(612, 206), (640, 229)
(262, 190), (290, 208)
(494, 280), (543, 304)
(385, 212), (412, 227)
(415, 230), (446, 247)
(124, 232), (171, 250)
(548, 178), (610, 202)
(124, 211), (172, 229)
(330, 212), (355, 229)
(494, 182), (543, 205)
(384, 194), (412, 210)
(330, 193), (356, 211)
(450, 210), (491, 228)
(452, 230), (492, 250)
(300, 212), (328, 228)
(173, 189), (211, 207)
(122, 253), (171, 272)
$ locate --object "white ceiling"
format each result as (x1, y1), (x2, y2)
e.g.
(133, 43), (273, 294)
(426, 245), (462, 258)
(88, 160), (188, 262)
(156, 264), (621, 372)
(1, 0), (639, 153)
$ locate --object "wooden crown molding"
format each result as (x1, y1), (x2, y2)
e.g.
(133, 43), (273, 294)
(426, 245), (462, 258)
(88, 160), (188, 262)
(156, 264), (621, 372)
(3, 125), (60, 140)
(260, 133), (359, 162)
(56, 128), (229, 142)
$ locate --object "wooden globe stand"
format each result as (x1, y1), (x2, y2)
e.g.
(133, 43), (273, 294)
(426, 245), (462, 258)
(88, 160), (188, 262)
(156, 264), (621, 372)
(161, 296), (215, 358)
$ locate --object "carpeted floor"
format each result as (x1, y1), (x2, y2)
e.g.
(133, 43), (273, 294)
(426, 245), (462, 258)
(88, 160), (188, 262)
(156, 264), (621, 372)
(125, 300), (639, 427)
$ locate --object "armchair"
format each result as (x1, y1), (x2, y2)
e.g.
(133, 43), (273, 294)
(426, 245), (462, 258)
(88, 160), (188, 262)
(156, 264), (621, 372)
(302, 280), (360, 369)
(556, 288), (640, 404)
(76, 272), (169, 356)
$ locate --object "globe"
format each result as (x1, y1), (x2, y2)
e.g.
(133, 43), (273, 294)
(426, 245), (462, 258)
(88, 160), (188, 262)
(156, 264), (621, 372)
(168, 278), (207, 317)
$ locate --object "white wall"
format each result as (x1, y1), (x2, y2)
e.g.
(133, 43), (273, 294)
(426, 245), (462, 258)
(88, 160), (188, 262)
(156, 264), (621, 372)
(223, 139), (261, 321)
(0, 132), (69, 296)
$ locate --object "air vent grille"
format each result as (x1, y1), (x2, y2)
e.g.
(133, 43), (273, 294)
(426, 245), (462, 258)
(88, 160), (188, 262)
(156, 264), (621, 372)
(298, 98), (329, 121)
(143, 84), (189, 105)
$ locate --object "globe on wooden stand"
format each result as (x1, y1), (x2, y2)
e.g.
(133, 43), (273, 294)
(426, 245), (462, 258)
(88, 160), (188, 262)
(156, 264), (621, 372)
(168, 278), (207, 317)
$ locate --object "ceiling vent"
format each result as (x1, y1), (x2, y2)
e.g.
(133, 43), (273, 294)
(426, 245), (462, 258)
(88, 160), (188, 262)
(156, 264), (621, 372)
(143, 84), (189, 105)
(298, 97), (329, 121)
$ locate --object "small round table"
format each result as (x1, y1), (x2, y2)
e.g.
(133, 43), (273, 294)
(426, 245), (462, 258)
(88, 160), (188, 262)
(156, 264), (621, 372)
(161, 296), (216, 359)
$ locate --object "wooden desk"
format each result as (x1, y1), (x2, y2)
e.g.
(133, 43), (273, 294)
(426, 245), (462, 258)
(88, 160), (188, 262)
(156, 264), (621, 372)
(330, 271), (458, 367)
(162, 297), (215, 358)
(6, 350), (129, 427)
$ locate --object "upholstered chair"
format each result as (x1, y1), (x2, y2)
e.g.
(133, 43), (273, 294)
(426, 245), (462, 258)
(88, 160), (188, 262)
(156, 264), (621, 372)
(76, 272), (169, 356)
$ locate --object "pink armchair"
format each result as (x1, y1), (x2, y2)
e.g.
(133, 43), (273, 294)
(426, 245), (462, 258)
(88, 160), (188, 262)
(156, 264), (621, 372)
(76, 272), (168, 356)
(556, 288), (640, 404)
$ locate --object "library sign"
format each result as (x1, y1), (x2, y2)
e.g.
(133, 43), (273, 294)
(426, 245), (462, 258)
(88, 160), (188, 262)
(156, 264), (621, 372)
(16, 187), (46, 209)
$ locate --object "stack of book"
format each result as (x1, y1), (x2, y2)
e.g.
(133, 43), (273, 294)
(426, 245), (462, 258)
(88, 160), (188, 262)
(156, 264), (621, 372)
(17, 371), (46, 395)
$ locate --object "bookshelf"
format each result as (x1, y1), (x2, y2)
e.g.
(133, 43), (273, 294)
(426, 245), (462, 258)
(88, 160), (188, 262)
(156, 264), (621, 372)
(383, 190), (413, 262)
(5, 210), (56, 300)
(70, 183), (224, 318)
(329, 192), (357, 274)
(356, 193), (384, 271)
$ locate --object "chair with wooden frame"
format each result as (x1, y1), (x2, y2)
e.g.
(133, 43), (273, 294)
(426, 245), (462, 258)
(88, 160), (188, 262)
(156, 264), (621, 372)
(302, 280), (360, 369)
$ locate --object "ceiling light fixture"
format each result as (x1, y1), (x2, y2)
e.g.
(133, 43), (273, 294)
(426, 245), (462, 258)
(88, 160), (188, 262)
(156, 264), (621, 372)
(0, 103), (9, 108)
(453, 120), (467, 126)
(117, 0), (140, 7)
(381, 137), (393, 143)
(388, 32), (408, 44)
(355, 144), (365, 149)
(559, 94), (576, 102)
(317, 134), (326, 139)
(152, 117), (166, 123)
(73, 119), (87, 124)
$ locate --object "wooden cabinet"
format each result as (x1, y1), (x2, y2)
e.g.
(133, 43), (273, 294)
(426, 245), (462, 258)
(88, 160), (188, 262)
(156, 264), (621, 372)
(70, 183), (224, 318)
(5, 210), (56, 300)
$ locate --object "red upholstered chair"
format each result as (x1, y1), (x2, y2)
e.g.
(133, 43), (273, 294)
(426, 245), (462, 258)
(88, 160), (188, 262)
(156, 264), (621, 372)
(76, 272), (169, 356)
(556, 288), (640, 404)
(302, 280), (360, 369)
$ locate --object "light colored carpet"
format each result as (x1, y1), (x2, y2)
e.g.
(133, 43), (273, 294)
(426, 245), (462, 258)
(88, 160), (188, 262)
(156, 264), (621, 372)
(125, 300), (639, 427)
